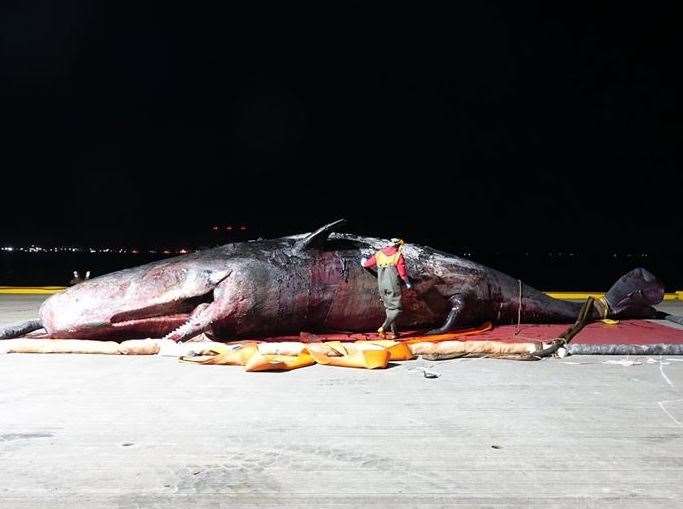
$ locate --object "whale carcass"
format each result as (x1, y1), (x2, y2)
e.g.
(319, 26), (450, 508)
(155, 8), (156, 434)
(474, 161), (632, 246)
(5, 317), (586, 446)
(0, 220), (665, 341)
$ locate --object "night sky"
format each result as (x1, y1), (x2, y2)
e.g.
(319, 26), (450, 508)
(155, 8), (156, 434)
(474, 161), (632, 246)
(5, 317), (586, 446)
(1, 2), (681, 251)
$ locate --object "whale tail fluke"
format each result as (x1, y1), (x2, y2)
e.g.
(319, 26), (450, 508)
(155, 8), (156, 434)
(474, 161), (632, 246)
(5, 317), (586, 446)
(0, 319), (43, 339)
(604, 268), (664, 318)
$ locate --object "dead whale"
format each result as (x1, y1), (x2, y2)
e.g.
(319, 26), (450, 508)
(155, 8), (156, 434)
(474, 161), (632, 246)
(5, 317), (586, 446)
(0, 220), (665, 341)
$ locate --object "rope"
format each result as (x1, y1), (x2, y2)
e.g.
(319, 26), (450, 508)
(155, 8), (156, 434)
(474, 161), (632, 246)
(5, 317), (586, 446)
(529, 297), (599, 358)
(595, 295), (609, 319)
(515, 279), (522, 335)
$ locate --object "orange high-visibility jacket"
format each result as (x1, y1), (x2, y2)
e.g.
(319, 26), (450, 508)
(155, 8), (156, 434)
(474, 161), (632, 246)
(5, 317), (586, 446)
(362, 245), (409, 282)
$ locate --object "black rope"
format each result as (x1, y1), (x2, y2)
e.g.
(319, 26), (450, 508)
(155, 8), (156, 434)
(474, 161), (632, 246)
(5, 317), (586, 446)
(532, 297), (598, 358)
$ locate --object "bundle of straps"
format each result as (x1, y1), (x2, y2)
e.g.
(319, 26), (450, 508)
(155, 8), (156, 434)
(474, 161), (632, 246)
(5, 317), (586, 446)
(530, 296), (602, 358)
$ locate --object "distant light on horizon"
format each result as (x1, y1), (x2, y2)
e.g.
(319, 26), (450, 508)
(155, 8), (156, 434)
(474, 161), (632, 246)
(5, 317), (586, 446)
(210, 224), (249, 232)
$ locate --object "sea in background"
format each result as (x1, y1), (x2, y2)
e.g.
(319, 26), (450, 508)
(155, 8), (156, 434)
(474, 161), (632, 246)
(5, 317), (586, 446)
(1, 244), (680, 292)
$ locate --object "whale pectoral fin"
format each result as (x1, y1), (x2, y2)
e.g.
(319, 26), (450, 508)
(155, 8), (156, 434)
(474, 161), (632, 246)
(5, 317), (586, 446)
(0, 319), (43, 339)
(427, 295), (465, 335)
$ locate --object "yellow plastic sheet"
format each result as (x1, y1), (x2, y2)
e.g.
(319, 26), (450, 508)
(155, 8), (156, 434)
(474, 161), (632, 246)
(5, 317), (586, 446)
(182, 341), (391, 370)
(181, 343), (258, 365)
(307, 347), (390, 369)
(174, 323), (542, 370)
(244, 352), (315, 372)
(353, 340), (415, 361)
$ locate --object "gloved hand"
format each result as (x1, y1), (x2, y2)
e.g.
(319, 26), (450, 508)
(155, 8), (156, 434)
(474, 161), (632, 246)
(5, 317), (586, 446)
(360, 257), (368, 267)
(405, 280), (412, 289)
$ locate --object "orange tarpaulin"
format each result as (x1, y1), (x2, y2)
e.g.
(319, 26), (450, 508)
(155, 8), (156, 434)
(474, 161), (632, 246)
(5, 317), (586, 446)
(400, 322), (494, 344)
(236, 322), (495, 344)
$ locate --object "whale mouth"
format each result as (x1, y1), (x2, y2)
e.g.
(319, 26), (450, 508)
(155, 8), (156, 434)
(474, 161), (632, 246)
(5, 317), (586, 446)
(109, 290), (214, 324)
(39, 290), (217, 340)
(42, 314), (193, 340)
(39, 266), (235, 341)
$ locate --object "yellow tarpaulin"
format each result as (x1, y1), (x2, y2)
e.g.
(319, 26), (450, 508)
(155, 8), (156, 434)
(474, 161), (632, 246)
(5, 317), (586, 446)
(179, 332), (539, 371)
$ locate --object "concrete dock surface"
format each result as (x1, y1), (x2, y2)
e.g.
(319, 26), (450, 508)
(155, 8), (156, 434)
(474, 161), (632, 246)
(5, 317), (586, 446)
(1, 295), (682, 508)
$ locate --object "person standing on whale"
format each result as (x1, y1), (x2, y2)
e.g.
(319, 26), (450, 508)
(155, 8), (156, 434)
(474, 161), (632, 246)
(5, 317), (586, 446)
(361, 238), (412, 339)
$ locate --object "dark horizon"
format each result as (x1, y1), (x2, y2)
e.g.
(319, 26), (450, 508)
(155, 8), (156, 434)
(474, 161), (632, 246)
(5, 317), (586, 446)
(2, 2), (681, 252)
